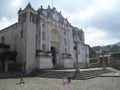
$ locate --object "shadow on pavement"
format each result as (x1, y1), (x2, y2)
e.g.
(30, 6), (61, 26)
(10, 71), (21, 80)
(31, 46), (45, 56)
(0, 69), (115, 80)
(26, 69), (114, 80)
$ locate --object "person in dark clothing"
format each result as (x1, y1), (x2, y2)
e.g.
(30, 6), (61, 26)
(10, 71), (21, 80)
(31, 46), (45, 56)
(19, 65), (25, 84)
(68, 73), (72, 83)
(68, 77), (71, 83)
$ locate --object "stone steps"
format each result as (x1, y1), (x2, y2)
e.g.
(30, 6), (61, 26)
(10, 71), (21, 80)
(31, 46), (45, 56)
(0, 69), (113, 79)
(36, 69), (113, 80)
(0, 72), (19, 79)
(73, 70), (112, 80)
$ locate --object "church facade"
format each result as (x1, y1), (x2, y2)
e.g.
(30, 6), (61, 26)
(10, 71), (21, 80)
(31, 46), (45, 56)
(0, 3), (89, 73)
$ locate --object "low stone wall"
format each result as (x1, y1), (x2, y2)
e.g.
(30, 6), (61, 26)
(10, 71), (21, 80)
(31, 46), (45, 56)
(63, 57), (74, 68)
(37, 56), (53, 69)
(80, 62), (87, 69)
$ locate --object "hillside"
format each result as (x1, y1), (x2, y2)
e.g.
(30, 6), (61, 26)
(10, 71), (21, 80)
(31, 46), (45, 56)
(115, 42), (120, 46)
(89, 42), (120, 58)
(92, 41), (120, 52)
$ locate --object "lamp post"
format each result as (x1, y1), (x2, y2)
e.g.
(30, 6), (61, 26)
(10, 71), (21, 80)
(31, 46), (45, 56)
(101, 50), (106, 70)
(74, 40), (79, 76)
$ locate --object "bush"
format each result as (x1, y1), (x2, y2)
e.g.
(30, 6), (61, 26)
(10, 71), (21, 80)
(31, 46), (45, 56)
(90, 58), (98, 64)
(111, 52), (120, 64)
(112, 64), (120, 70)
(111, 52), (120, 58)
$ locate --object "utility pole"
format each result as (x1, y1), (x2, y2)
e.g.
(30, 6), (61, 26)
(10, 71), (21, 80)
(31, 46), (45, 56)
(102, 50), (106, 70)
(103, 53), (105, 70)
(74, 41), (80, 77)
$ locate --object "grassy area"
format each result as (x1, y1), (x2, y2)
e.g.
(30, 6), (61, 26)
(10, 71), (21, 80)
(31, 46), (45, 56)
(112, 64), (120, 70)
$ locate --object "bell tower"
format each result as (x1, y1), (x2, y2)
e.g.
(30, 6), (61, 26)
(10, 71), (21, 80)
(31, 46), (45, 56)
(18, 3), (37, 73)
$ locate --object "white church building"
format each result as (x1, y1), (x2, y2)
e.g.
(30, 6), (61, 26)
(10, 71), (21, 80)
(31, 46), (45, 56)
(0, 3), (89, 73)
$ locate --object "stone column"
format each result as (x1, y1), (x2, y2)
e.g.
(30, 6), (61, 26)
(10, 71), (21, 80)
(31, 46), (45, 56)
(40, 22), (43, 50)
(47, 23), (51, 51)
(4, 59), (8, 72)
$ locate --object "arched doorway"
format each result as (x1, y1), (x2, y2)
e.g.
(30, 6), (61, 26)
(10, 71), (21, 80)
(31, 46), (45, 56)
(50, 29), (61, 68)
(51, 47), (56, 67)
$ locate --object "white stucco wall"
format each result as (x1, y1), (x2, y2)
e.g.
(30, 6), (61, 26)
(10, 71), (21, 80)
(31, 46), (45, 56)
(63, 57), (74, 68)
(37, 56), (53, 69)
(0, 24), (18, 51)
(0, 4), (89, 73)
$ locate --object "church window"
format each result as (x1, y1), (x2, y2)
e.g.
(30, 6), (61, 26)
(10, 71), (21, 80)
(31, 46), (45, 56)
(30, 12), (36, 23)
(65, 48), (67, 54)
(42, 24), (45, 28)
(19, 12), (26, 23)
(21, 29), (23, 38)
(42, 44), (46, 51)
(1, 36), (4, 44)
(64, 31), (66, 35)
(42, 32), (46, 40)
(30, 16), (32, 22)
(64, 38), (66, 45)
(51, 30), (58, 43)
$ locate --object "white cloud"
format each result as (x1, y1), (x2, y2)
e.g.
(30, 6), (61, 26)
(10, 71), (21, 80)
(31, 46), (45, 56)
(85, 27), (119, 46)
(11, 0), (23, 8)
(61, 0), (120, 46)
(0, 17), (12, 30)
(65, 0), (120, 23)
(0, 0), (120, 46)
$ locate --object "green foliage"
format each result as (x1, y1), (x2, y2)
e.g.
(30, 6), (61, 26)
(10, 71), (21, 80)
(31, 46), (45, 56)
(111, 45), (120, 52)
(92, 46), (102, 51)
(92, 45), (120, 53)
(112, 64), (120, 70)
(111, 52), (120, 58)
(89, 47), (96, 58)
(111, 52), (120, 65)
(90, 58), (98, 64)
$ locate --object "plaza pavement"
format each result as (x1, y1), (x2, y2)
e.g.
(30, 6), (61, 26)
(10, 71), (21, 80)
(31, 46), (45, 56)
(100, 67), (120, 77)
(0, 67), (120, 90)
(0, 75), (120, 90)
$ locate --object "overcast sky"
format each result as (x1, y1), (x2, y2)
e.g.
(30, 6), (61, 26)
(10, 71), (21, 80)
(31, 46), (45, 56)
(0, 0), (120, 47)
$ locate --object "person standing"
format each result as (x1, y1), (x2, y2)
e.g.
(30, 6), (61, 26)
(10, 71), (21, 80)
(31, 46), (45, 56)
(19, 65), (25, 84)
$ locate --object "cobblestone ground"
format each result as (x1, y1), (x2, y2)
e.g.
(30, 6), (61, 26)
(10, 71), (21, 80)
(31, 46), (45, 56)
(0, 77), (120, 90)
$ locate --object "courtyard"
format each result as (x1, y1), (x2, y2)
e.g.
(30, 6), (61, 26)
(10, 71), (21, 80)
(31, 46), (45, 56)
(0, 67), (120, 90)
(0, 77), (120, 90)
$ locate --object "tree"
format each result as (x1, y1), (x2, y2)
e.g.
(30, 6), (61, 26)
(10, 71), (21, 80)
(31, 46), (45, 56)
(111, 45), (120, 52)
(111, 52), (120, 57)
(89, 47), (96, 58)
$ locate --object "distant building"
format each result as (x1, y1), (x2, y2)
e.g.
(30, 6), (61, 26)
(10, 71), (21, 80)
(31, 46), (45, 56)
(0, 3), (89, 73)
(98, 54), (111, 65)
(96, 51), (111, 65)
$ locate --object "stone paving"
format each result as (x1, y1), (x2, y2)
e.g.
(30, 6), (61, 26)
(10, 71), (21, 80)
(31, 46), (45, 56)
(0, 76), (120, 90)
(0, 67), (120, 90)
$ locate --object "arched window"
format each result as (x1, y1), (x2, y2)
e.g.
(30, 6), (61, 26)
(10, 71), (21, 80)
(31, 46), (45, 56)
(1, 36), (4, 44)
(42, 31), (46, 40)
